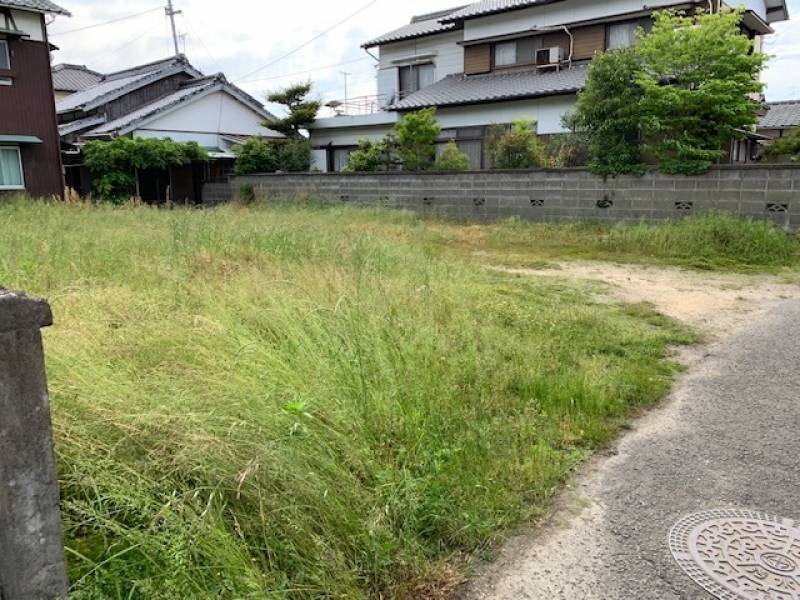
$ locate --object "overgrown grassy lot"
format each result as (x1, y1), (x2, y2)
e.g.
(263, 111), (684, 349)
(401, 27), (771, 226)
(0, 200), (796, 599)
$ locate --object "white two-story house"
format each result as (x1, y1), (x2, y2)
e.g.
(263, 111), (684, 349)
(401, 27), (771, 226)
(309, 0), (789, 171)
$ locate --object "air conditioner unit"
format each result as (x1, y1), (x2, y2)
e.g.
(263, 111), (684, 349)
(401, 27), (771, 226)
(536, 47), (562, 66)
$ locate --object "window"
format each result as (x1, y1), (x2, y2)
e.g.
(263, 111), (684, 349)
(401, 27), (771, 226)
(0, 147), (23, 189)
(398, 63), (435, 98)
(494, 41), (517, 66)
(0, 41), (8, 70)
(333, 147), (354, 172)
(607, 18), (652, 50)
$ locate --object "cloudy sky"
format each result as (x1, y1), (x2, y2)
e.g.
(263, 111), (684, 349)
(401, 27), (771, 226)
(48, 0), (800, 114)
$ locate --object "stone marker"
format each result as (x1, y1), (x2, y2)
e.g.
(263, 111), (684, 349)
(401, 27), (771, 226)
(0, 288), (69, 599)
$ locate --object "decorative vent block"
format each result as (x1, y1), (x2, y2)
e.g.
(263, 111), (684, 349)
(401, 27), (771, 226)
(473, 197), (486, 207)
(339, 195), (351, 202)
(423, 197), (434, 206)
(675, 201), (694, 211)
(597, 195), (614, 209)
(767, 203), (789, 213)
(531, 198), (545, 207)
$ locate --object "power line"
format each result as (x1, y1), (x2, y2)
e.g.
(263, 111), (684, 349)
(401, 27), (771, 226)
(238, 56), (371, 85)
(232, 0), (379, 82)
(49, 6), (162, 36)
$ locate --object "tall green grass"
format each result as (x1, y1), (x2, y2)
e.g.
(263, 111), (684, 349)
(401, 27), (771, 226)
(0, 200), (710, 598)
(440, 212), (799, 271)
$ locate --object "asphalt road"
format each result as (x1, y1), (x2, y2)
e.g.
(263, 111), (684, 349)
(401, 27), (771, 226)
(462, 299), (800, 600)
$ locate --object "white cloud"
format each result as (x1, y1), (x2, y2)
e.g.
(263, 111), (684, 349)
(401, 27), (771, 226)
(48, 0), (459, 114)
(48, 0), (800, 113)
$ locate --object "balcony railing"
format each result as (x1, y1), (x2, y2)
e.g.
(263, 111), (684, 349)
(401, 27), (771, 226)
(325, 94), (393, 116)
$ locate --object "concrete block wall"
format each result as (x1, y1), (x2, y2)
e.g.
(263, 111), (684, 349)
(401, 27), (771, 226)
(206, 166), (800, 230)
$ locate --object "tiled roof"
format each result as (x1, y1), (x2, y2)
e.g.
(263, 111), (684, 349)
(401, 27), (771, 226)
(760, 101), (800, 129)
(440, 0), (564, 22)
(0, 0), (70, 16)
(389, 64), (587, 110)
(81, 75), (282, 138)
(362, 5), (467, 48)
(52, 64), (103, 92)
(56, 56), (202, 114)
(58, 114), (105, 137)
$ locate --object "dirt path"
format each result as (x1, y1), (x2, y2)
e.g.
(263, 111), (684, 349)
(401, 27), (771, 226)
(459, 262), (800, 600)
(500, 262), (799, 339)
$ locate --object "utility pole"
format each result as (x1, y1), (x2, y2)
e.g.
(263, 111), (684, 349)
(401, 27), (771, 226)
(165, 0), (182, 56)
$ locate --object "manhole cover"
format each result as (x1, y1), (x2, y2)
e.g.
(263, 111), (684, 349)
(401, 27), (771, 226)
(669, 509), (800, 599)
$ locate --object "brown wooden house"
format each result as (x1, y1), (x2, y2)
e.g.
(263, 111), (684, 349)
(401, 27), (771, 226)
(0, 0), (69, 197)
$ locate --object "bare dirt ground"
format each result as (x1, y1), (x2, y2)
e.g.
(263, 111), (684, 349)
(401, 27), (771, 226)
(500, 262), (799, 340)
(458, 262), (800, 600)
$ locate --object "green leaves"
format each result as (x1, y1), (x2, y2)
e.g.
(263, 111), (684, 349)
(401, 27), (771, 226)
(263, 82), (321, 139)
(575, 8), (767, 177)
(487, 120), (546, 170)
(764, 128), (800, 163)
(434, 141), (471, 172)
(392, 107), (441, 172)
(83, 138), (208, 201)
(233, 138), (312, 175)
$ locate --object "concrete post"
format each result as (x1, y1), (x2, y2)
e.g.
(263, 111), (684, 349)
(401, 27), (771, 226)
(0, 288), (69, 599)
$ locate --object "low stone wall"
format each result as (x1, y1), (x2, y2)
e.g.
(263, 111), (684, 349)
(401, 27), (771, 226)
(204, 166), (800, 229)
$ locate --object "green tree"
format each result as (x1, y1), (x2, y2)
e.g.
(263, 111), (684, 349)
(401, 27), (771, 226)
(263, 82), (321, 139)
(344, 138), (393, 172)
(434, 141), (471, 171)
(84, 137), (207, 201)
(636, 9), (767, 174)
(574, 47), (645, 177)
(233, 138), (311, 175)
(763, 129), (800, 163)
(487, 120), (545, 169)
(392, 108), (441, 171)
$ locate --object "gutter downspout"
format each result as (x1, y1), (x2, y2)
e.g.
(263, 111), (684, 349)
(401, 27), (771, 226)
(364, 47), (379, 63)
(562, 26), (574, 68)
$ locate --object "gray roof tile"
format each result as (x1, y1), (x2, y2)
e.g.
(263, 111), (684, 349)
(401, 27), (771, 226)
(0, 0), (70, 16)
(56, 56), (201, 114)
(81, 75), (281, 138)
(390, 64), (587, 110)
(760, 101), (800, 129)
(52, 64), (103, 92)
(363, 5), (467, 48)
(440, 0), (563, 22)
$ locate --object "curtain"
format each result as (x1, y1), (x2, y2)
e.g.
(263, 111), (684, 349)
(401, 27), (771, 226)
(417, 64), (436, 91)
(0, 148), (22, 187)
(495, 42), (517, 66)
(607, 22), (639, 50)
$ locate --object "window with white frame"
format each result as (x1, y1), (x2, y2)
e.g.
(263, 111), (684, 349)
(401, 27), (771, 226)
(494, 41), (517, 67)
(398, 63), (436, 98)
(0, 147), (24, 189)
(0, 41), (9, 70)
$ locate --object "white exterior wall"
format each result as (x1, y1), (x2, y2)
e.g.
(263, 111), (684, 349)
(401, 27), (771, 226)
(377, 31), (465, 100)
(11, 9), (45, 42)
(437, 95), (577, 134)
(309, 94), (577, 151)
(140, 91), (273, 137)
(464, 0), (701, 40)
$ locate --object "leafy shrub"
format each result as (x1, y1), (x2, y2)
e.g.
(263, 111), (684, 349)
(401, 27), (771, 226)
(344, 138), (392, 172)
(238, 183), (256, 204)
(544, 114), (590, 168)
(763, 128), (800, 163)
(393, 107), (441, 171)
(574, 47), (645, 177)
(434, 141), (471, 171)
(487, 120), (545, 169)
(83, 138), (208, 201)
(234, 138), (311, 175)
